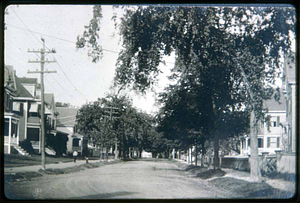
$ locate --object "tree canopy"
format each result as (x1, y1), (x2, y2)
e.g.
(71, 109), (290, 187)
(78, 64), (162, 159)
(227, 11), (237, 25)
(77, 5), (295, 178)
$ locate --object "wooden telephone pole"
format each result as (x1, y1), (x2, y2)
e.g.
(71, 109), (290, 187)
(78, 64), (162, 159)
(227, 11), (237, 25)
(104, 106), (119, 159)
(28, 38), (56, 170)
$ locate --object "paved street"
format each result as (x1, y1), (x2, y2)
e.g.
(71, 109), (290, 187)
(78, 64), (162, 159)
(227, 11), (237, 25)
(5, 159), (232, 199)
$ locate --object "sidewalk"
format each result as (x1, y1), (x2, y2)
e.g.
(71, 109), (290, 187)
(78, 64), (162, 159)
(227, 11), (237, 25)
(4, 159), (115, 174)
(174, 158), (296, 193)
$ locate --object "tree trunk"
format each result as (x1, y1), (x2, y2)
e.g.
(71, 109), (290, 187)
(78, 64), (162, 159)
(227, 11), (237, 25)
(214, 134), (219, 169)
(250, 109), (262, 182)
(189, 147), (192, 165)
(105, 146), (108, 160)
(195, 144), (198, 166)
(129, 147), (131, 158)
(172, 148), (176, 159)
(201, 141), (205, 167)
(139, 149), (142, 158)
(114, 139), (118, 159)
(187, 149), (189, 164)
(212, 99), (220, 170)
(100, 144), (103, 160)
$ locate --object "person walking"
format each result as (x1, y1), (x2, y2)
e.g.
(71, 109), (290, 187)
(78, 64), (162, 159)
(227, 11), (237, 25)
(73, 150), (78, 163)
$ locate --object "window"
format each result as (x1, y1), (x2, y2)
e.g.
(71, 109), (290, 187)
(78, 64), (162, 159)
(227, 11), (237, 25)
(73, 138), (80, 147)
(258, 138), (264, 148)
(4, 119), (9, 136)
(267, 137), (279, 148)
(27, 128), (40, 141)
(11, 122), (18, 137)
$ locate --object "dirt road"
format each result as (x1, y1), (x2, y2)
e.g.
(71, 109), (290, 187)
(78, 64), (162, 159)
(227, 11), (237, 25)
(5, 159), (232, 199)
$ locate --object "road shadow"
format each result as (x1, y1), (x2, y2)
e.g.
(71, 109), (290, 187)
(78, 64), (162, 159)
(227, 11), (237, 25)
(74, 191), (138, 199)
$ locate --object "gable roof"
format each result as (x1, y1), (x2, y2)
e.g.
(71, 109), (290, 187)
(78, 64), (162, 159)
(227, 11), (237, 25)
(18, 77), (37, 84)
(56, 107), (79, 127)
(4, 65), (17, 90)
(45, 93), (54, 105)
(15, 76), (34, 98)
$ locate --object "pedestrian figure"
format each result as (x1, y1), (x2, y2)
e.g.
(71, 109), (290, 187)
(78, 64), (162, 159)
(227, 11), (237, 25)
(73, 150), (78, 163)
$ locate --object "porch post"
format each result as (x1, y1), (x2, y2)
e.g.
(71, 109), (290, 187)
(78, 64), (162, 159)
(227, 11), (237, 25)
(17, 120), (20, 145)
(25, 101), (28, 139)
(8, 117), (12, 154)
(39, 128), (41, 154)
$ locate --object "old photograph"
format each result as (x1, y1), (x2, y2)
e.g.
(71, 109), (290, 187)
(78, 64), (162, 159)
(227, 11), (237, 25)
(3, 4), (297, 200)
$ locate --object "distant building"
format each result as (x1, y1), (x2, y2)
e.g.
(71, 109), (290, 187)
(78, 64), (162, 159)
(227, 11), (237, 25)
(56, 107), (87, 156)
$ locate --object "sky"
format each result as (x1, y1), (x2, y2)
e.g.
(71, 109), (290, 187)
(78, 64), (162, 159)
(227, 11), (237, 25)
(4, 5), (295, 115)
(4, 5), (174, 114)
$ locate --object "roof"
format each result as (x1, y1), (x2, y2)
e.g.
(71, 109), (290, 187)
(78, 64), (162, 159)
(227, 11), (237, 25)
(285, 53), (296, 83)
(263, 89), (286, 111)
(4, 66), (17, 90)
(56, 107), (79, 127)
(18, 77), (37, 84)
(50, 129), (69, 136)
(15, 76), (34, 98)
(45, 93), (54, 105)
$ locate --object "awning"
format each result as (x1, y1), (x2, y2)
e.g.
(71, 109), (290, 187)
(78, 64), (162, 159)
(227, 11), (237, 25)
(50, 129), (69, 136)
(13, 102), (20, 111)
(29, 103), (39, 113)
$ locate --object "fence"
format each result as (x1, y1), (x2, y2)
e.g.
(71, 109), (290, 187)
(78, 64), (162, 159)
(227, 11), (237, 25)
(220, 151), (296, 175)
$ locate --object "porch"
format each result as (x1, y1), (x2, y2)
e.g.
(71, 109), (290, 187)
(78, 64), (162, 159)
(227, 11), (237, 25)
(4, 114), (20, 154)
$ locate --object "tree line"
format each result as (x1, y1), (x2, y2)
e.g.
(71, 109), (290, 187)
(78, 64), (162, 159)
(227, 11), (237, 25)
(76, 5), (295, 182)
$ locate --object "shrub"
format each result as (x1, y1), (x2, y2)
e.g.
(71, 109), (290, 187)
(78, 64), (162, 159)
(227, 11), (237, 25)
(19, 139), (35, 154)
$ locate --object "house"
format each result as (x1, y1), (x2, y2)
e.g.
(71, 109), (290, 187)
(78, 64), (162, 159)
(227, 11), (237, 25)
(4, 66), (21, 154)
(15, 76), (42, 153)
(4, 65), (59, 155)
(240, 90), (286, 156)
(56, 107), (87, 156)
(281, 52), (296, 154)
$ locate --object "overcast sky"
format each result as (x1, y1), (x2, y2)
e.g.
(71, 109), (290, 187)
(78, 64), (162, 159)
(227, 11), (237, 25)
(4, 5), (174, 114)
(5, 5), (295, 114)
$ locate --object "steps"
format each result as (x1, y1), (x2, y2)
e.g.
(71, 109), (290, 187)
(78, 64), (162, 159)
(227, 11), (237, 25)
(45, 147), (56, 156)
(13, 145), (31, 156)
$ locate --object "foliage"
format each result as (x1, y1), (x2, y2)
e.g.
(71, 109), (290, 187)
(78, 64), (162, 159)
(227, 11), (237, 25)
(19, 139), (35, 154)
(55, 102), (70, 107)
(76, 93), (159, 158)
(76, 5), (103, 63)
(46, 134), (69, 156)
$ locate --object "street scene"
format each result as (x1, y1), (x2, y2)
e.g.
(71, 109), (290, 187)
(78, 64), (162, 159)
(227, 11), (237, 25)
(3, 4), (297, 200)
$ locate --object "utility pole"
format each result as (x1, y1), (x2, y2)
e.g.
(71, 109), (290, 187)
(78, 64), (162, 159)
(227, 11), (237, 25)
(104, 106), (119, 159)
(28, 38), (56, 170)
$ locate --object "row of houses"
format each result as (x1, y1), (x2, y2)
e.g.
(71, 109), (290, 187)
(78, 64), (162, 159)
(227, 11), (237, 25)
(4, 65), (87, 156)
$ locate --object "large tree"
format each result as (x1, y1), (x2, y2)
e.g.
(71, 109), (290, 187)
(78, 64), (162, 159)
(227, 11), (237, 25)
(77, 5), (295, 181)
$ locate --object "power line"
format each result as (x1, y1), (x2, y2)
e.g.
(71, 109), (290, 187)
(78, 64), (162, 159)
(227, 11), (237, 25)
(10, 8), (43, 46)
(50, 55), (87, 101)
(7, 11), (87, 103)
(7, 23), (122, 54)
